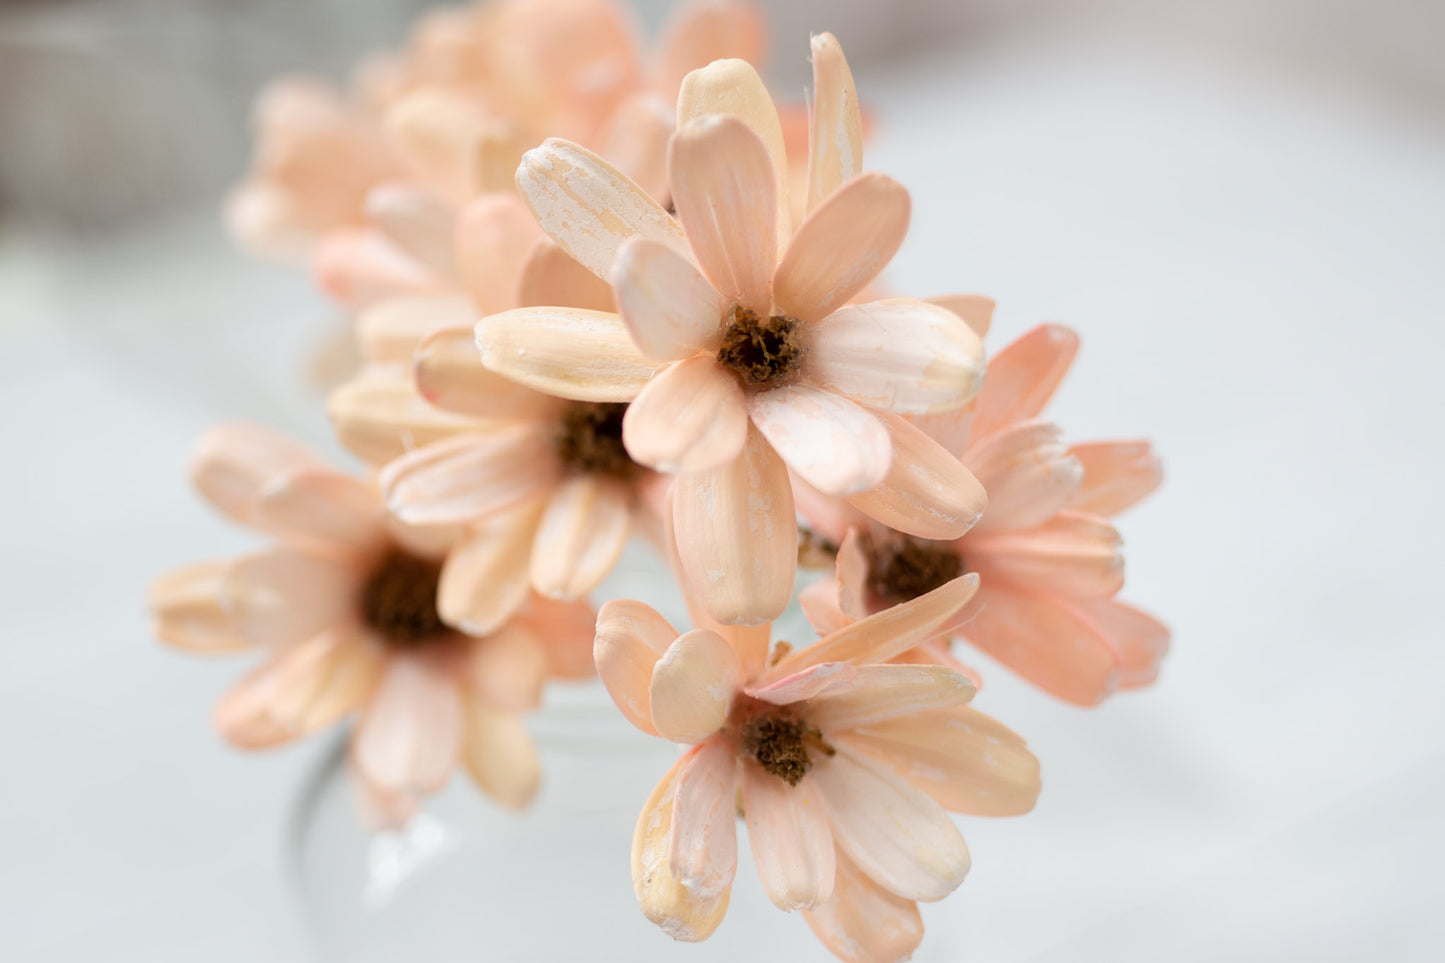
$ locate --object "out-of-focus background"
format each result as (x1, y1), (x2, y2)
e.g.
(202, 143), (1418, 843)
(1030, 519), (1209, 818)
(3, 1), (1443, 960)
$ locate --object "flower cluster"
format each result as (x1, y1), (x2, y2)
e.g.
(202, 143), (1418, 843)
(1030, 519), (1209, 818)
(151, 2), (1167, 961)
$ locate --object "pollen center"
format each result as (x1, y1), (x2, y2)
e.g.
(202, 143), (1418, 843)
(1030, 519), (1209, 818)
(555, 402), (639, 479)
(741, 710), (833, 786)
(867, 536), (964, 605)
(360, 549), (449, 647)
(716, 306), (804, 387)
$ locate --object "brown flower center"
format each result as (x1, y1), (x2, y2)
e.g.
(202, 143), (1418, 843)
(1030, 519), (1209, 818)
(555, 402), (639, 479)
(866, 536), (964, 605)
(716, 305), (804, 387)
(359, 549), (449, 647)
(740, 709), (834, 786)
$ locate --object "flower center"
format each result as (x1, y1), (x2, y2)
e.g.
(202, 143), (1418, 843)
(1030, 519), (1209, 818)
(740, 708), (834, 786)
(555, 402), (639, 479)
(716, 305), (804, 387)
(866, 536), (964, 605)
(359, 549), (449, 647)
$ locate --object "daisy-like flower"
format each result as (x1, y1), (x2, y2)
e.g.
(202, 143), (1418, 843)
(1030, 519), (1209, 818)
(594, 573), (1040, 961)
(798, 323), (1169, 705)
(148, 424), (596, 822)
(482, 39), (988, 626)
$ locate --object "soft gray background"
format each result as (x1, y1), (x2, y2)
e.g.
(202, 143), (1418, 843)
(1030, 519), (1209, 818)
(2, 1), (1443, 960)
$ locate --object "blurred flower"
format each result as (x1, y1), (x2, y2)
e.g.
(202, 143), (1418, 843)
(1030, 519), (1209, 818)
(593, 573), (1039, 960)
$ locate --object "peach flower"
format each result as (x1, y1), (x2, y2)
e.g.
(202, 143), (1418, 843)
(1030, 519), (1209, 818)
(594, 574), (1039, 960)
(148, 424), (595, 822)
(482, 44), (988, 626)
(799, 323), (1169, 706)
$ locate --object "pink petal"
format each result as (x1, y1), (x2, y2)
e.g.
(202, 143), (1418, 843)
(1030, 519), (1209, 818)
(476, 306), (658, 402)
(927, 293), (995, 339)
(461, 700), (541, 810)
(904, 406), (974, 461)
(611, 236), (725, 361)
(327, 365), (481, 467)
(811, 745), (970, 903)
(518, 239), (616, 313)
(379, 426), (557, 526)
(748, 385), (891, 496)
(222, 548), (358, 647)
(742, 762), (836, 910)
(833, 527), (870, 620)
(746, 661), (857, 706)
(672, 427), (797, 625)
(649, 628), (741, 744)
(803, 298), (985, 414)
(669, 736), (740, 899)
(315, 228), (441, 307)
(358, 293), (475, 363)
(965, 420), (1083, 533)
(792, 475), (870, 546)
(1067, 439), (1164, 518)
(472, 127), (527, 196)
(466, 622), (548, 713)
(149, 561), (249, 653)
(595, 599), (677, 736)
(529, 475), (633, 599)
(774, 173), (909, 323)
(436, 500), (544, 636)
(802, 849), (924, 963)
(415, 327), (563, 420)
(670, 114), (777, 316)
(1065, 596), (1170, 688)
(970, 323), (1079, 439)
(623, 356), (748, 474)
(516, 138), (687, 280)
(845, 412), (987, 540)
(633, 749), (732, 942)
(514, 594), (599, 681)
(805, 32), (863, 214)
(808, 665), (976, 732)
(189, 423), (324, 529)
(599, 94), (675, 205)
(455, 193), (545, 314)
(799, 579), (850, 639)
(254, 469), (387, 554)
(842, 706), (1040, 817)
(966, 510), (1124, 598)
(654, 1), (767, 104)
(364, 183), (455, 275)
(348, 749), (418, 832)
(353, 653), (464, 796)
(384, 90), (487, 200)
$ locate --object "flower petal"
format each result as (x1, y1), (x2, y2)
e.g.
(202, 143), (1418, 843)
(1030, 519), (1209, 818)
(845, 412), (987, 540)
(742, 763), (836, 910)
(455, 193), (545, 314)
(1066, 439), (1164, 517)
(315, 228), (441, 307)
(190, 423), (325, 529)
(380, 426), (557, 526)
(649, 628), (741, 743)
(477, 306), (658, 402)
(748, 385), (891, 496)
(436, 499), (545, 636)
(804, 298), (985, 414)
(774, 173), (909, 323)
(970, 323), (1079, 439)
(514, 594), (598, 680)
(673, 427), (797, 625)
(461, 700), (541, 810)
(415, 327), (562, 420)
(254, 469), (387, 554)
(655, 0), (767, 104)
(518, 239), (616, 312)
(808, 665), (976, 732)
(149, 561), (249, 652)
(967, 510), (1124, 598)
(927, 293), (994, 339)
(746, 661), (857, 706)
(353, 653), (464, 796)
(623, 356), (748, 474)
(670, 114), (777, 316)
(669, 736), (740, 900)
(364, 183), (455, 275)
(358, 293), (475, 363)
(611, 236), (724, 360)
(516, 138), (687, 280)
(327, 365), (480, 467)
(1065, 596), (1170, 688)
(842, 705), (1041, 817)
(965, 420), (1083, 533)
(811, 745), (970, 903)
(802, 849), (924, 963)
(223, 548), (358, 647)
(633, 750), (732, 942)
(529, 475), (633, 599)
(466, 621), (548, 713)
(805, 32), (863, 214)
(599, 93), (675, 205)
(799, 580), (850, 639)
(385, 89), (486, 200)
(595, 599), (677, 735)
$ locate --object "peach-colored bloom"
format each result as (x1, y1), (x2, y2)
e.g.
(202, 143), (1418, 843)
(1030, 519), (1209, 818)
(594, 574), (1039, 959)
(799, 323), (1169, 706)
(483, 43), (988, 626)
(148, 424), (595, 822)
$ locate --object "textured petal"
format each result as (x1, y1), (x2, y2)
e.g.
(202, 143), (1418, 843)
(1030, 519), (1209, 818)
(353, 653), (464, 796)
(436, 499), (545, 636)
(529, 475), (633, 599)
(804, 298), (985, 414)
(956, 583), (1120, 705)
(649, 628), (741, 743)
(595, 599), (677, 735)
(774, 173), (909, 323)
(655, 0), (767, 104)
(415, 327), (562, 420)
(518, 239), (616, 312)
(623, 357), (748, 474)
(466, 622), (548, 713)
(927, 293), (995, 339)
(843, 706), (1041, 817)
(845, 412), (987, 540)
(315, 228), (441, 307)
(672, 427), (796, 625)
(803, 850), (924, 963)
(364, 183), (455, 275)
(966, 510), (1124, 598)
(190, 423), (324, 529)
(806, 32), (863, 214)
(357, 293), (475, 363)
(149, 561), (249, 652)
(748, 386), (891, 496)
(965, 421), (1083, 533)
(514, 594), (599, 680)
(380, 426), (557, 526)
(461, 700), (541, 810)
(970, 323), (1079, 439)
(669, 736), (739, 899)
(254, 469), (387, 554)
(812, 745), (970, 903)
(742, 763), (836, 910)
(633, 751), (732, 941)
(670, 114), (776, 315)
(455, 193), (545, 314)
(477, 306), (658, 402)
(676, 58), (790, 244)
(1066, 596), (1170, 688)
(327, 365), (480, 467)
(599, 93), (674, 205)
(1067, 439), (1164, 518)
(904, 407), (974, 462)
(746, 661), (857, 706)
(808, 665), (976, 732)
(611, 236), (724, 360)
(223, 549), (358, 647)
(516, 138), (687, 280)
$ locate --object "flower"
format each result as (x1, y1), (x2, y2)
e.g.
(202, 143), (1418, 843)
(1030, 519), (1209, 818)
(593, 573), (1040, 960)
(798, 323), (1169, 705)
(482, 40), (988, 626)
(148, 424), (596, 822)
